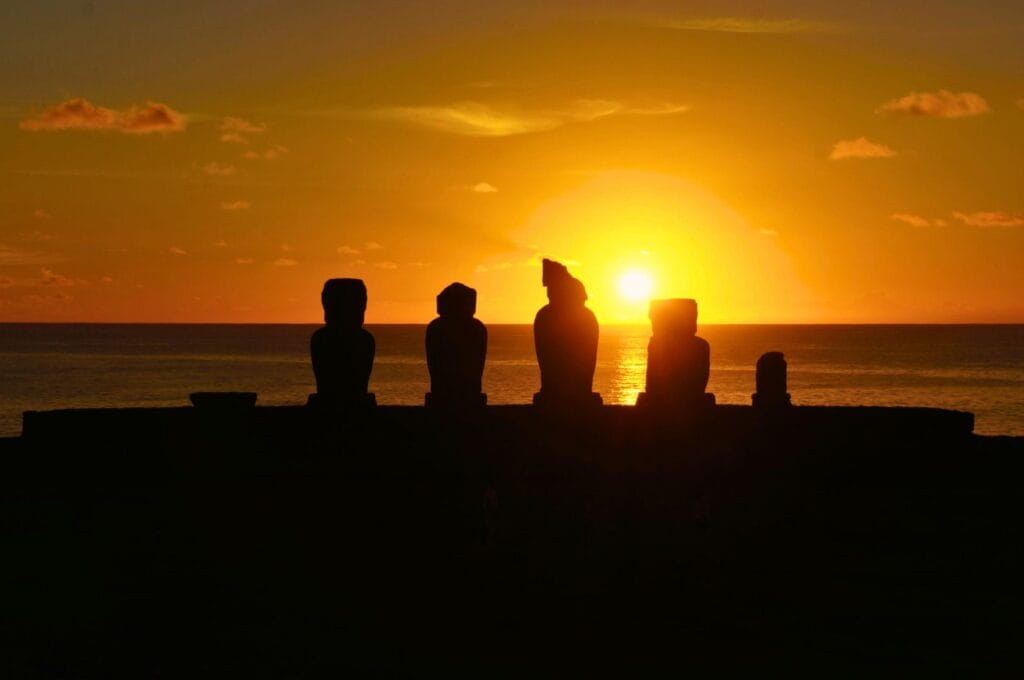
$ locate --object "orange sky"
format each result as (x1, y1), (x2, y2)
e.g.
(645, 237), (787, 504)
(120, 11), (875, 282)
(1, 1), (1023, 323)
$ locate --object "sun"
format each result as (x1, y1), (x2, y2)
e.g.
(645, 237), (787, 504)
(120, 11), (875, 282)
(618, 270), (654, 302)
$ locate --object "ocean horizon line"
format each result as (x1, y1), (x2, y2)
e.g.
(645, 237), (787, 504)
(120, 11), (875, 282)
(2, 321), (1022, 327)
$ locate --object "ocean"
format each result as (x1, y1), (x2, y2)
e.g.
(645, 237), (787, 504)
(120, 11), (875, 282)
(1, 323), (1022, 437)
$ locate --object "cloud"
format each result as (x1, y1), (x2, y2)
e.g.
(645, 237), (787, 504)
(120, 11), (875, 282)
(221, 116), (267, 134)
(952, 211), (1024, 228)
(759, 228), (779, 236)
(33, 209), (51, 220)
(829, 137), (897, 160)
(657, 17), (835, 33)
(100, 276), (114, 284)
(890, 213), (947, 228)
(120, 102), (186, 133)
(221, 200), (250, 211)
(0, 244), (60, 266)
(20, 98), (186, 133)
(235, 258), (254, 265)
(201, 162), (236, 176)
(877, 90), (990, 118)
(471, 182), (498, 193)
(213, 240), (228, 247)
(370, 99), (688, 137)
(40, 268), (78, 286)
(170, 246), (187, 255)
(220, 132), (248, 144)
(365, 241), (382, 250)
(337, 245), (360, 255)
(272, 258), (298, 266)
(373, 261), (398, 269)
(242, 144), (289, 160)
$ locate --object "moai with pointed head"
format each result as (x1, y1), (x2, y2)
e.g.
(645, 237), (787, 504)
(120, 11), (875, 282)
(533, 258), (602, 408)
(425, 282), (488, 408)
(752, 351), (791, 408)
(309, 278), (376, 407)
(637, 298), (714, 409)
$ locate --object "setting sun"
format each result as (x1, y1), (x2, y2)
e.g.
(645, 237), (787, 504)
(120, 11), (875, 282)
(618, 270), (654, 302)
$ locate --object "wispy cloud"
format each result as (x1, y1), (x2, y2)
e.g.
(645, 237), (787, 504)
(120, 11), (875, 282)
(242, 144), (288, 160)
(657, 17), (836, 34)
(169, 246), (187, 255)
(221, 200), (250, 211)
(40, 268), (79, 286)
(373, 261), (398, 269)
(272, 258), (298, 267)
(829, 136), (897, 160)
(952, 211), (1024, 228)
(365, 241), (382, 250)
(235, 258), (254, 265)
(219, 116), (266, 144)
(0, 244), (61, 266)
(369, 99), (688, 137)
(201, 161), (236, 176)
(890, 213), (947, 228)
(337, 245), (360, 255)
(878, 90), (990, 118)
(33, 209), (51, 220)
(471, 182), (498, 193)
(20, 98), (186, 133)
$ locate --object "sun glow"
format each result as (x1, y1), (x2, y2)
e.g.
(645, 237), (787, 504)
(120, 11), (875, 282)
(618, 270), (654, 302)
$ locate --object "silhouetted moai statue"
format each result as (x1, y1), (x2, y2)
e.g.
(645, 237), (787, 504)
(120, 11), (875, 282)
(533, 259), (602, 407)
(308, 278), (376, 407)
(425, 282), (487, 408)
(636, 298), (714, 409)
(752, 351), (791, 408)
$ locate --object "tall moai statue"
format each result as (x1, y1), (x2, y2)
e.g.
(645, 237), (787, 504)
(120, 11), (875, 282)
(425, 282), (488, 408)
(637, 298), (714, 409)
(533, 258), (602, 407)
(752, 351), (791, 408)
(309, 278), (376, 407)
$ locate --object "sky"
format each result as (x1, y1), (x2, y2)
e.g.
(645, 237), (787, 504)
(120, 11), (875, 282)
(1, 0), (1023, 323)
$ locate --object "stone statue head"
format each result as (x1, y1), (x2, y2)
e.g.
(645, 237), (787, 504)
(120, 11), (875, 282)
(542, 258), (588, 307)
(321, 278), (367, 328)
(437, 282), (477, 318)
(649, 298), (698, 337)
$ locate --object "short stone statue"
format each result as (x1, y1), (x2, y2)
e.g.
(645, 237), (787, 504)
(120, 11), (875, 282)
(309, 278), (376, 407)
(637, 298), (714, 409)
(425, 282), (487, 407)
(752, 351), (791, 408)
(533, 259), (601, 407)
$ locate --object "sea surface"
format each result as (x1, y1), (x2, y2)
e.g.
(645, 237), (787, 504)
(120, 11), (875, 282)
(1, 324), (1022, 437)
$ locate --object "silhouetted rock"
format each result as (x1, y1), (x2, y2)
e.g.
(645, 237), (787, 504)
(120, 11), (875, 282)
(533, 259), (601, 408)
(309, 278), (376, 408)
(636, 298), (714, 409)
(753, 351), (791, 408)
(189, 392), (257, 409)
(425, 282), (487, 408)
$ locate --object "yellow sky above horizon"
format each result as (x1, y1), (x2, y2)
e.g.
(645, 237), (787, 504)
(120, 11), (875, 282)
(1, 1), (1023, 323)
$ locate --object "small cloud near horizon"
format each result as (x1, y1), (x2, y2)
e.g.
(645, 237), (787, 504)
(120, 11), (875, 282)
(369, 99), (688, 137)
(656, 17), (836, 33)
(219, 116), (266, 144)
(829, 137), (896, 160)
(272, 258), (298, 267)
(243, 145), (288, 160)
(33, 209), (51, 220)
(877, 90), (990, 118)
(373, 261), (398, 269)
(235, 258), (254, 264)
(20, 98), (186, 133)
(170, 246), (187, 255)
(952, 211), (1024, 228)
(201, 162), (236, 176)
(890, 213), (947, 228)
(221, 200), (250, 211)
(471, 182), (498, 193)
(337, 245), (360, 255)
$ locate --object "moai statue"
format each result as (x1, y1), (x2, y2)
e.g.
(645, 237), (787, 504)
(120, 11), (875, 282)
(533, 259), (601, 407)
(752, 351), (791, 408)
(425, 282), (488, 407)
(309, 278), (376, 407)
(637, 298), (714, 409)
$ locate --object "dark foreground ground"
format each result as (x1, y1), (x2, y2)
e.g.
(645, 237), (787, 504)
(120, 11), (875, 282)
(2, 404), (1022, 675)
